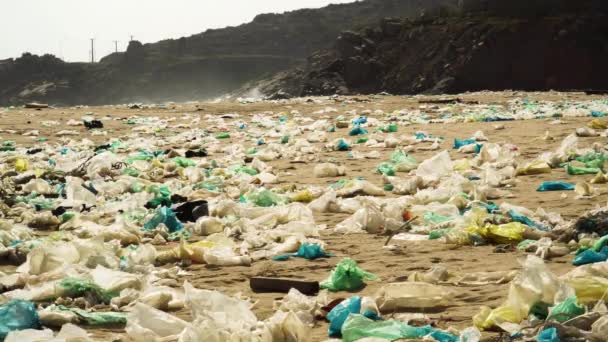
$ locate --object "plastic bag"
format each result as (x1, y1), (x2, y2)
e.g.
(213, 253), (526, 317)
(474, 256), (562, 331)
(390, 151), (417, 172)
(509, 210), (546, 231)
(565, 276), (608, 304)
(515, 161), (551, 176)
(349, 126), (368, 136)
(143, 206), (184, 232)
(415, 151), (453, 185)
(184, 281), (257, 332)
(341, 314), (438, 342)
(546, 296), (585, 322)
(376, 163), (395, 176)
(320, 258), (378, 292)
(0, 300), (40, 340)
(327, 297), (361, 337)
(314, 163), (346, 178)
(537, 327), (559, 342)
(537, 181), (575, 192)
(290, 189), (314, 203)
(454, 138), (476, 149)
(375, 282), (453, 312)
(244, 189), (286, 207)
(58, 277), (117, 304)
(566, 164), (601, 175)
(272, 244), (333, 261)
(53, 306), (127, 326)
(337, 139), (351, 151)
(126, 303), (188, 342)
(572, 246), (608, 266)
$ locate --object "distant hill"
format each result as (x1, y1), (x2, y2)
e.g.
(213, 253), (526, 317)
(0, 0), (459, 105)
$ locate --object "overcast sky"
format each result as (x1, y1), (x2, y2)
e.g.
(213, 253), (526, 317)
(1, 0), (355, 62)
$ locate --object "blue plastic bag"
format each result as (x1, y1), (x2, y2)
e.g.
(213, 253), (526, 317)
(143, 206), (183, 232)
(272, 244), (333, 261)
(0, 300), (40, 339)
(572, 246), (608, 266)
(509, 210), (547, 231)
(537, 327), (559, 342)
(352, 117), (367, 125)
(537, 181), (575, 192)
(328, 297), (361, 337)
(453, 138), (476, 149)
(591, 111), (606, 118)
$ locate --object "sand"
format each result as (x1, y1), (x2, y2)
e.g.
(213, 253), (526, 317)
(1, 91), (606, 341)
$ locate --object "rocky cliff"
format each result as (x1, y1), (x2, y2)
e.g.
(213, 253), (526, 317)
(250, 9), (608, 98)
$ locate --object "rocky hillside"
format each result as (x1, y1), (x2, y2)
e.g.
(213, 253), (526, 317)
(246, 1), (608, 97)
(0, 0), (459, 106)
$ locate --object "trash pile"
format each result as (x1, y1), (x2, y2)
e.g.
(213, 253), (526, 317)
(0, 94), (607, 341)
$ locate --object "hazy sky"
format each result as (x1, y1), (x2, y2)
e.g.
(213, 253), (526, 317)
(1, 0), (354, 62)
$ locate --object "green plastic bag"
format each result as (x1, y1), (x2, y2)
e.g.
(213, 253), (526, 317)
(54, 305), (126, 325)
(341, 314), (434, 342)
(376, 163), (396, 176)
(566, 164), (601, 175)
(173, 157), (195, 167)
(216, 132), (231, 139)
(244, 189), (286, 207)
(390, 151), (418, 171)
(229, 165), (258, 176)
(58, 278), (117, 304)
(547, 296), (585, 322)
(320, 258), (378, 292)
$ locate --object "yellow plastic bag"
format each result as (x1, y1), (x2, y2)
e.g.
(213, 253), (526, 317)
(474, 305), (520, 330)
(565, 276), (608, 304)
(589, 119), (608, 130)
(290, 189), (314, 203)
(515, 160), (551, 176)
(485, 222), (526, 244)
(157, 239), (218, 264)
(15, 158), (29, 172)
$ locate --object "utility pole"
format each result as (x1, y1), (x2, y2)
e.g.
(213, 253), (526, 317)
(113, 40), (119, 53)
(130, 35), (134, 42)
(90, 38), (95, 63)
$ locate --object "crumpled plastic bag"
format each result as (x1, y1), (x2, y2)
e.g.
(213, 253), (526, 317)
(327, 296), (362, 337)
(375, 282), (454, 312)
(272, 243), (332, 261)
(546, 296), (585, 322)
(515, 160), (551, 176)
(415, 151), (453, 185)
(143, 206), (183, 233)
(341, 314), (455, 342)
(320, 258), (378, 292)
(474, 256), (565, 332)
(335, 203), (385, 234)
(0, 300), (40, 340)
(184, 281), (258, 332)
(537, 181), (575, 192)
(314, 163), (346, 178)
(126, 302), (189, 342)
